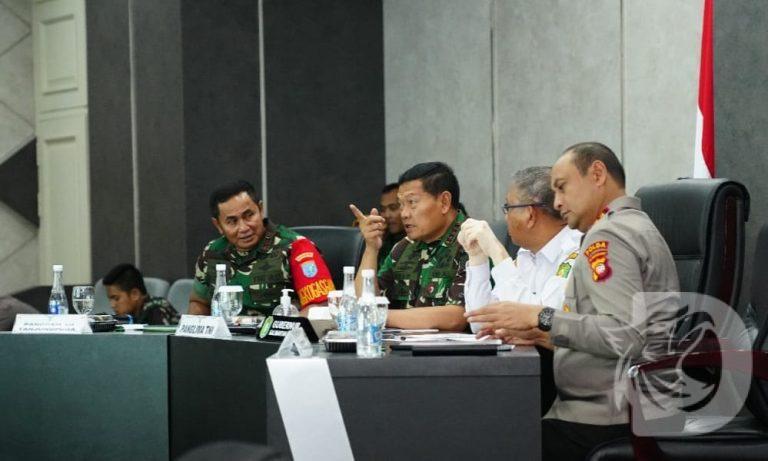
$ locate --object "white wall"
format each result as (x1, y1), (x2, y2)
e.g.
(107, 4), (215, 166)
(385, 0), (702, 220)
(0, 0), (37, 295)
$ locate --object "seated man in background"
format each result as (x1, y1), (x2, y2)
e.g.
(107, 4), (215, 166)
(459, 166), (581, 335)
(351, 162), (468, 331)
(189, 180), (334, 316)
(103, 263), (180, 325)
(378, 183), (406, 267)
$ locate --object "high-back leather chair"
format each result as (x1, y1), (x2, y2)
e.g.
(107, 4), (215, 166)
(291, 226), (364, 289)
(637, 178), (750, 308)
(587, 224), (768, 461)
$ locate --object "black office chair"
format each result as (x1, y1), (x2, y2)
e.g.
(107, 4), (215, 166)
(636, 178), (750, 309)
(291, 226), (364, 289)
(587, 224), (768, 461)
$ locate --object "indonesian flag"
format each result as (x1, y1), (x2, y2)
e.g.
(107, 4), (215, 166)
(693, 0), (714, 178)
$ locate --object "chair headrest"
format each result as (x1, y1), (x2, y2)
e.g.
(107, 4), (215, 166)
(636, 178), (749, 256)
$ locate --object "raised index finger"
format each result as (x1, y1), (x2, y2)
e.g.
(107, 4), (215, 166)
(349, 204), (367, 220)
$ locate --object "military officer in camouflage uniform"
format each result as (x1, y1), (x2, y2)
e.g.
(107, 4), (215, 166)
(466, 143), (679, 461)
(189, 181), (335, 316)
(351, 162), (468, 331)
(103, 263), (180, 325)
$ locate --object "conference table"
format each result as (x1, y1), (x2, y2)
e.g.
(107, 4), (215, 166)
(0, 332), (541, 460)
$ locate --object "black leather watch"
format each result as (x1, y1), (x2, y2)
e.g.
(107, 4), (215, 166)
(538, 307), (555, 332)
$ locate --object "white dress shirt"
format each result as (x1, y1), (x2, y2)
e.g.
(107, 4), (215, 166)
(465, 226), (582, 332)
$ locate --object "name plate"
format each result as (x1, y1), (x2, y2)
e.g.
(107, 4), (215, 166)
(175, 315), (232, 339)
(12, 314), (93, 334)
(258, 315), (319, 343)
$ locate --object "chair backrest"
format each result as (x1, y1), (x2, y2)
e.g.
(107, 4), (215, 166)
(636, 178), (749, 308)
(167, 279), (194, 315)
(489, 219), (520, 258)
(291, 226), (364, 289)
(746, 224), (768, 425)
(144, 277), (170, 298)
(93, 277), (171, 315)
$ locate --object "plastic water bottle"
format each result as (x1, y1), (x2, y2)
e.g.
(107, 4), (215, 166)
(357, 269), (382, 358)
(338, 266), (358, 335)
(211, 264), (227, 317)
(48, 265), (69, 315)
(273, 288), (300, 317)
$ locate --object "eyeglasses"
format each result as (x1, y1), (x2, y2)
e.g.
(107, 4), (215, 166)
(501, 202), (545, 215)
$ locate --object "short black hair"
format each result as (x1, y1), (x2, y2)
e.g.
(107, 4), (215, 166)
(563, 142), (626, 188)
(209, 180), (260, 219)
(381, 183), (399, 195)
(397, 162), (460, 209)
(103, 263), (147, 295)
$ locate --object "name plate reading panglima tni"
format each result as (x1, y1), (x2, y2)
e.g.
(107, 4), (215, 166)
(175, 315), (232, 339)
(12, 314), (93, 334)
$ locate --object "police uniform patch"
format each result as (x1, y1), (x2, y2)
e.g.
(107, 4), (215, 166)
(301, 261), (318, 278)
(584, 240), (612, 282)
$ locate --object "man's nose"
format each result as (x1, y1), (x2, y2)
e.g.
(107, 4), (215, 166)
(553, 194), (563, 210)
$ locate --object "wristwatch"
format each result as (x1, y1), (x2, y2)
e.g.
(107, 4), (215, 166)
(538, 307), (555, 332)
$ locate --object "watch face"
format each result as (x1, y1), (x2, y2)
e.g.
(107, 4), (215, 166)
(539, 308), (554, 331)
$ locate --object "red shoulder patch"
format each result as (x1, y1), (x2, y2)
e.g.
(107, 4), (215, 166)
(584, 240), (612, 282)
(289, 239), (335, 307)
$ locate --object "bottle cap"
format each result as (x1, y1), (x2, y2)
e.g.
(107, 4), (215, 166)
(52, 264), (63, 271)
(362, 269), (375, 278)
(343, 266), (355, 274)
(216, 264), (226, 271)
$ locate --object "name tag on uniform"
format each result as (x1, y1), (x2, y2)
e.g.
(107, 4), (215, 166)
(175, 315), (232, 339)
(12, 314), (92, 334)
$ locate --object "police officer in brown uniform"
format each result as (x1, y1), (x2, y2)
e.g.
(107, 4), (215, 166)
(466, 142), (679, 460)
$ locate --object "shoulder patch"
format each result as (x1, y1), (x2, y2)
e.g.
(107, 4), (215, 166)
(556, 261), (573, 278)
(584, 240), (612, 282)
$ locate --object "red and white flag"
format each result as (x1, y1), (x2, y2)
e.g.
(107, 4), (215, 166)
(693, 0), (715, 178)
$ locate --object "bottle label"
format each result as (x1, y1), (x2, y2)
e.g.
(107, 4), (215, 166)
(48, 300), (60, 315)
(369, 324), (382, 346)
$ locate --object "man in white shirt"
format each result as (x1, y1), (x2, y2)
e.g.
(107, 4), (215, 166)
(458, 166), (582, 338)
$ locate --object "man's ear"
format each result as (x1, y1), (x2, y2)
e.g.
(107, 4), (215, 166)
(439, 191), (452, 214)
(212, 217), (224, 235)
(591, 160), (608, 187)
(129, 288), (143, 301)
(525, 206), (538, 229)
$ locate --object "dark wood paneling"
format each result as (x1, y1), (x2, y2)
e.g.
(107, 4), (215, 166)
(263, 0), (385, 227)
(86, 0), (135, 280)
(181, 0), (262, 271)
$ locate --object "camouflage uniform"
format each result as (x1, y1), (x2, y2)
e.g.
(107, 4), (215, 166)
(378, 212), (468, 308)
(136, 297), (180, 325)
(192, 221), (301, 316)
(378, 231), (406, 267)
